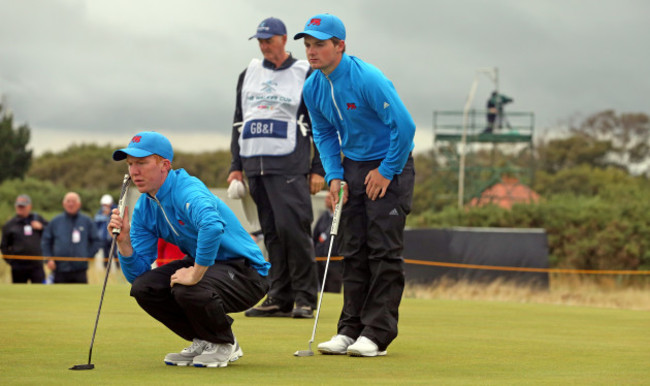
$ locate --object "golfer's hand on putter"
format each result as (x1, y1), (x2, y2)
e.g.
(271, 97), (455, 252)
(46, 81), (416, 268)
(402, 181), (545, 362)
(329, 179), (349, 206)
(108, 206), (132, 257)
(364, 168), (390, 201)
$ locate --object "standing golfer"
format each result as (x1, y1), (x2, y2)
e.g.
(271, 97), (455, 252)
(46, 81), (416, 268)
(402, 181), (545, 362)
(295, 14), (416, 357)
(228, 16), (324, 318)
(109, 131), (270, 368)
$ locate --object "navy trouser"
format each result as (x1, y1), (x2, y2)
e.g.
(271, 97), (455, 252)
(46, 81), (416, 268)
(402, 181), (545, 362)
(130, 257), (268, 344)
(54, 269), (87, 284)
(248, 174), (319, 309)
(11, 266), (45, 284)
(336, 156), (415, 351)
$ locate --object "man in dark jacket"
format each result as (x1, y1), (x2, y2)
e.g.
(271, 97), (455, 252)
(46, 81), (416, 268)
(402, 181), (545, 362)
(42, 192), (101, 283)
(484, 91), (513, 133)
(228, 17), (325, 318)
(1, 194), (48, 283)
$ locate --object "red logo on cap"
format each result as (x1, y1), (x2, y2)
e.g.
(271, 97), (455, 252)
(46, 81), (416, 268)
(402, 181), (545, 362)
(347, 103), (356, 110)
(131, 135), (142, 143)
(308, 18), (321, 26)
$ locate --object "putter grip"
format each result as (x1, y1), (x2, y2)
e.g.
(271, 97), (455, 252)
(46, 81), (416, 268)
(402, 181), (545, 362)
(330, 181), (346, 236)
(112, 174), (131, 235)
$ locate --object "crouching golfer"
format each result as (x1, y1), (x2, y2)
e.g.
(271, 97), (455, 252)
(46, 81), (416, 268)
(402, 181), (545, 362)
(109, 131), (270, 368)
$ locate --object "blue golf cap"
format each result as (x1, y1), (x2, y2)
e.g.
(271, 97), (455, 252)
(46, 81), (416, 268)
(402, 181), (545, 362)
(112, 131), (174, 162)
(293, 13), (346, 41)
(249, 17), (287, 40)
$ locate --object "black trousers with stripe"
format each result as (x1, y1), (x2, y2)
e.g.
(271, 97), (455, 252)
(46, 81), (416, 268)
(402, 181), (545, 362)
(336, 156), (414, 351)
(130, 257), (268, 344)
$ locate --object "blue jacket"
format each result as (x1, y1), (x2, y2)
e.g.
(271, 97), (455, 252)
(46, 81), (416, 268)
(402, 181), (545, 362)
(119, 169), (270, 283)
(302, 54), (416, 183)
(41, 212), (100, 272)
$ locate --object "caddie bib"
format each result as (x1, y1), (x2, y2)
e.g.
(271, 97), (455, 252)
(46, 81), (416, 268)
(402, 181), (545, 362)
(239, 58), (309, 157)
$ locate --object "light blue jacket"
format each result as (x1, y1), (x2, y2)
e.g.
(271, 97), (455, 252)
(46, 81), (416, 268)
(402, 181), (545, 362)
(302, 54), (415, 183)
(119, 169), (269, 283)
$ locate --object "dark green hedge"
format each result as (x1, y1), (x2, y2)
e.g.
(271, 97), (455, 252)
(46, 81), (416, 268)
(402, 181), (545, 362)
(408, 193), (650, 271)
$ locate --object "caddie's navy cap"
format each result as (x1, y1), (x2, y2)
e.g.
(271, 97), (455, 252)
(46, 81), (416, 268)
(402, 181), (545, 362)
(112, 131), (174, 162)
(249, 17), (287, 40)
(294, 13), (346, 41)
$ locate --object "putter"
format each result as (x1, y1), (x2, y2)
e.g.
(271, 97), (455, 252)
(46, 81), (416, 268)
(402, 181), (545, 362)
(294, 181), (346, 357)
(70, 174), (131, 370)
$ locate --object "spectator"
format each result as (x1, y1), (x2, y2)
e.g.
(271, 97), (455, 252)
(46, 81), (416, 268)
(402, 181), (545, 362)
(484, 91), (513, 133)
(1, 194), (48, 283)
(94, 194), (118, 266)
(228, 16), (325, 319)
(295, 13), (416, 357)
(312, 194), (342, 293)
(42, 192), (101, 284)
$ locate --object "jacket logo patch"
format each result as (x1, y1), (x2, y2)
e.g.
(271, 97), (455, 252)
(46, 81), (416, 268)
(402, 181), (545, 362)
(178, 220), (185, 226)
(346, 103), (356, 110)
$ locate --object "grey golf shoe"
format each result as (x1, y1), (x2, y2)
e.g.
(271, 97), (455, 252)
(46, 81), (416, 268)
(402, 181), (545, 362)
(317, 334), (355, 355)
(164, 339), (209, 366)
(192, 339), (243, 368)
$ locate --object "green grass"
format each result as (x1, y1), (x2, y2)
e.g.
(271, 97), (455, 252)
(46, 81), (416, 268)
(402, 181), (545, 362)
(0, 285), (648, 385)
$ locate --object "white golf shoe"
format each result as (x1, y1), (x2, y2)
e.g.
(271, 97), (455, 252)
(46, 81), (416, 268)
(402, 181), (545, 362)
(317, 334), (355, 355)
(192, 339), (243, 368)
(346, 336), (387, 357)
(164, 339), (209, 366)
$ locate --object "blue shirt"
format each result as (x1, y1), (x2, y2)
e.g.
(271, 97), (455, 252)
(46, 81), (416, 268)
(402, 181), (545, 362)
(119, 169), (270, 283)
(302, 54), (416, 183)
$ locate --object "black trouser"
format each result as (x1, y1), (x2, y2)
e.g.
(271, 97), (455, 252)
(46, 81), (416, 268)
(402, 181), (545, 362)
(248, 174), (319, 309)
(337, 156), (415, 351)
(130, 257), (268, 344)
(11, 266), (45, 284)
(317, 260), (343, 293)
(54, 269), (87, 283)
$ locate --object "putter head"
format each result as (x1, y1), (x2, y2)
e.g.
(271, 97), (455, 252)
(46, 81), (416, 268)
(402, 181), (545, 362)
(70, 364), (95, 370)
(294, 349), (314, 357)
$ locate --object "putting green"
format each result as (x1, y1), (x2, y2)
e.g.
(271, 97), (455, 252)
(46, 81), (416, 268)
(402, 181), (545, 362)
(0, 284), (648, 385)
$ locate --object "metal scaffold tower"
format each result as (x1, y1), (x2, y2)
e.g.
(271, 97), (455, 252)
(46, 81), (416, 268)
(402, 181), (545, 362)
(433, 68), (535, 208)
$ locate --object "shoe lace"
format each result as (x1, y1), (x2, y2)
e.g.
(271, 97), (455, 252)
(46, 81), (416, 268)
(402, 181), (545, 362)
(203, 342), (218, 353)
(183, 339), (205, 353)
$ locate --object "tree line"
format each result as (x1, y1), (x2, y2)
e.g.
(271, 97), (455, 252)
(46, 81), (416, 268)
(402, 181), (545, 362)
(1, 106), (649, 272)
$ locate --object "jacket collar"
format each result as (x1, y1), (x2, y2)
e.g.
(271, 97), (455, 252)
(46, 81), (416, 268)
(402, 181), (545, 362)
(262, 52), (297, 71)
(324, 53), (350, 81)
(151, 169), (175, 201)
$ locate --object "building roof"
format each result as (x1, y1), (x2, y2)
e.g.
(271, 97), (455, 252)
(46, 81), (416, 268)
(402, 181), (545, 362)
(468, 177), (540, 209)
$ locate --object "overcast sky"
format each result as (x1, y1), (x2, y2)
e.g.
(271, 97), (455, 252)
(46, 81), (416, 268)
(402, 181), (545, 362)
(1, 0), (648, 155)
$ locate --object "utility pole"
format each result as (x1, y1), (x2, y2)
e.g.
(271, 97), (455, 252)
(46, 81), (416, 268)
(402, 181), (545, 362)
(457, 67), (499, 209)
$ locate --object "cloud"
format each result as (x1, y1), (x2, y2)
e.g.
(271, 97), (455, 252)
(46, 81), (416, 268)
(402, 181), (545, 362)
(1, 0), (649, 155)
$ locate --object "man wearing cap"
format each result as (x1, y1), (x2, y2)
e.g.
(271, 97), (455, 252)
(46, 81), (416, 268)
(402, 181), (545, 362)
(109, 131), (270, 368)
(42, 192), (101, 284)
(1, 194), (48, 283)
(94, 194), (118, 266)
(228, 17), (324, 319)
(295, 14), (416, 357)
